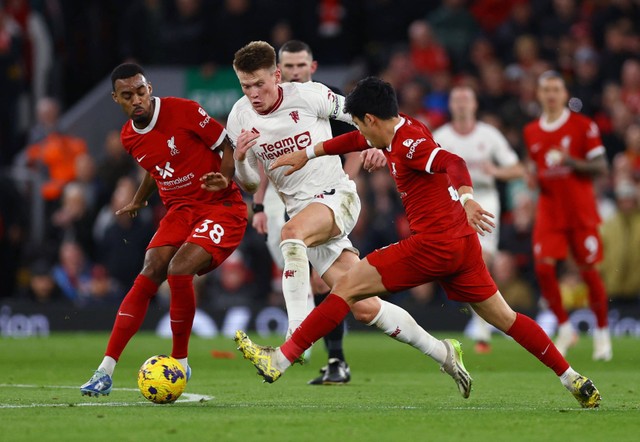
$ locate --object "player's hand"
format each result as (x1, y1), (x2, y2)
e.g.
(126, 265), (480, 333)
(200, 172), (229, 192)
(234, 129), (260, 161)
(115, 200), (148, 218)
(361, 148), (387, 172)
(252, 211), (268, 234)
(463, 200), (495, 236)
(270, 149), (308, 176)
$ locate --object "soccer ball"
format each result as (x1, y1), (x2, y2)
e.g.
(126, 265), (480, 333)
(137, 355), (187, 404)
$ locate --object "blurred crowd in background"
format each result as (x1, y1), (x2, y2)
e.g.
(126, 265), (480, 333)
(1, 0), (640, 315)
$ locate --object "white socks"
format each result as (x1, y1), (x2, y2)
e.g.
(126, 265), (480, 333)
(280, 239), (310, 337)
(559, 367), (579, 388)
(177, 357), (189, 372)
(98, 356), (117, 377)
(368, 300), (448, 364)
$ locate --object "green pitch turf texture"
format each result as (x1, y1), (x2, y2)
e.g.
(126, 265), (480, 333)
(1, 332), (638, 442)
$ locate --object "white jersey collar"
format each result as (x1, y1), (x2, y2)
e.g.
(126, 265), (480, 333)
(388, 116), (406, 150)
(131, 96), (160, 135)
(539, 108), (570, 132)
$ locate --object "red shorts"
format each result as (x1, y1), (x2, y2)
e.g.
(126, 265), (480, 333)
(533, 226), (603, 265)
(367, 233), (497, 303)
(148, 201), (247, 274)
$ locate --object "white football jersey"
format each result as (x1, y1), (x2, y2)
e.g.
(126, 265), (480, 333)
(227, 82), (354, 209)
(433, 121), (518, 192)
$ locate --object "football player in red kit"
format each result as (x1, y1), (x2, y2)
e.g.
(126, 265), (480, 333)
(235, 77), (601, 409)
(523, 71), (611, 361)
(81, 63), (247, 396)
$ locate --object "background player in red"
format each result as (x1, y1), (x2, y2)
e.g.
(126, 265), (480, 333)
(523, 71), (612, 361)
(80, 63), (247, 396)
(235, 77), (601, 409)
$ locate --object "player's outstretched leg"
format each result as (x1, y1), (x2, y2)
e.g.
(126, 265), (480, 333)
(440, 339), (473, 398)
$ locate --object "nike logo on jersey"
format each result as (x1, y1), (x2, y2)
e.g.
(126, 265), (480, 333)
(118, 312), (134, 317)
(136, 154), (147, 162)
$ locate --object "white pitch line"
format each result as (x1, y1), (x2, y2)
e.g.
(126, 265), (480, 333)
(0, 384), (213, 409)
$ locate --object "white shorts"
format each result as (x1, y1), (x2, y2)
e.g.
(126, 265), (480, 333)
(475, 191), (500, 256)
(285, 180), (361, 276)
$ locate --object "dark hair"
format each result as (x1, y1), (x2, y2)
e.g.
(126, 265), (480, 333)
(278, 40), (313, 59)
(111, 63), (145, 91)
(233, 41), (276, 73)
(344, 77), (399, 121)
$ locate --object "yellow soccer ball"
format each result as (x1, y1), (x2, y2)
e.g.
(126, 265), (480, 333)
(137, 355), (186, 404)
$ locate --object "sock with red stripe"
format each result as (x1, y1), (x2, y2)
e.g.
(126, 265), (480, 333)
(167, 274), (196, 360)
(506, 313), (569, 376)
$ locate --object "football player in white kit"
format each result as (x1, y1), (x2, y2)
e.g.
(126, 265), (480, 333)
(229, 41), (458, 380)
(249, 40), (364, 385)
(433, 86), (525, 353)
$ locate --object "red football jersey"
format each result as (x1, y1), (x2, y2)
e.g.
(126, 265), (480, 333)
(120, 97), (243, 210)
(325, 114), (474, 239)
(523, 109), (605, 230)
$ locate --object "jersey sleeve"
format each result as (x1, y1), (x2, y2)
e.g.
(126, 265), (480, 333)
(324, 131), (369, 155)
(429, 148), (473, 189)
(488, 126), (519, 166)
(583, 118), (606, 160)
(226, 105), (241, 144)
(303, 82), (354, 125)
(182, 99), (227, 150)
(522, 123), (537, 162)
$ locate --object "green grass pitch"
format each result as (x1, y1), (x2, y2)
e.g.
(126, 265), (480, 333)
(1, 331), (639, 442)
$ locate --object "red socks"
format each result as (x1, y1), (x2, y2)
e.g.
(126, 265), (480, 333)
(167, 274), (196, 360)
(534, 262), (569, 324)
(507, 313), (569, 376)
(580, 268), (609, 328)
(105, 274), (158, 360)
(281, 294), (351, 363)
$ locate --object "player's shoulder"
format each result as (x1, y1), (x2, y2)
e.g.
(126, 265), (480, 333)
(432, 123), (452, 138)
(227, 96), (253, 121)
(568, 111), (595, 127)
(523, 118), (540, 134)
(396, 116), (435, 149)
(159, 96), (199, 110)
(286, 81), (330, 98)
(476, 121), (507, 140)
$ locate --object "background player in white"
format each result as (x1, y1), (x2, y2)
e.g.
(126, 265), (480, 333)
(433, 86), (525, 353)
(228, 41), (456, 380)
(251, 40), (363, 384)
